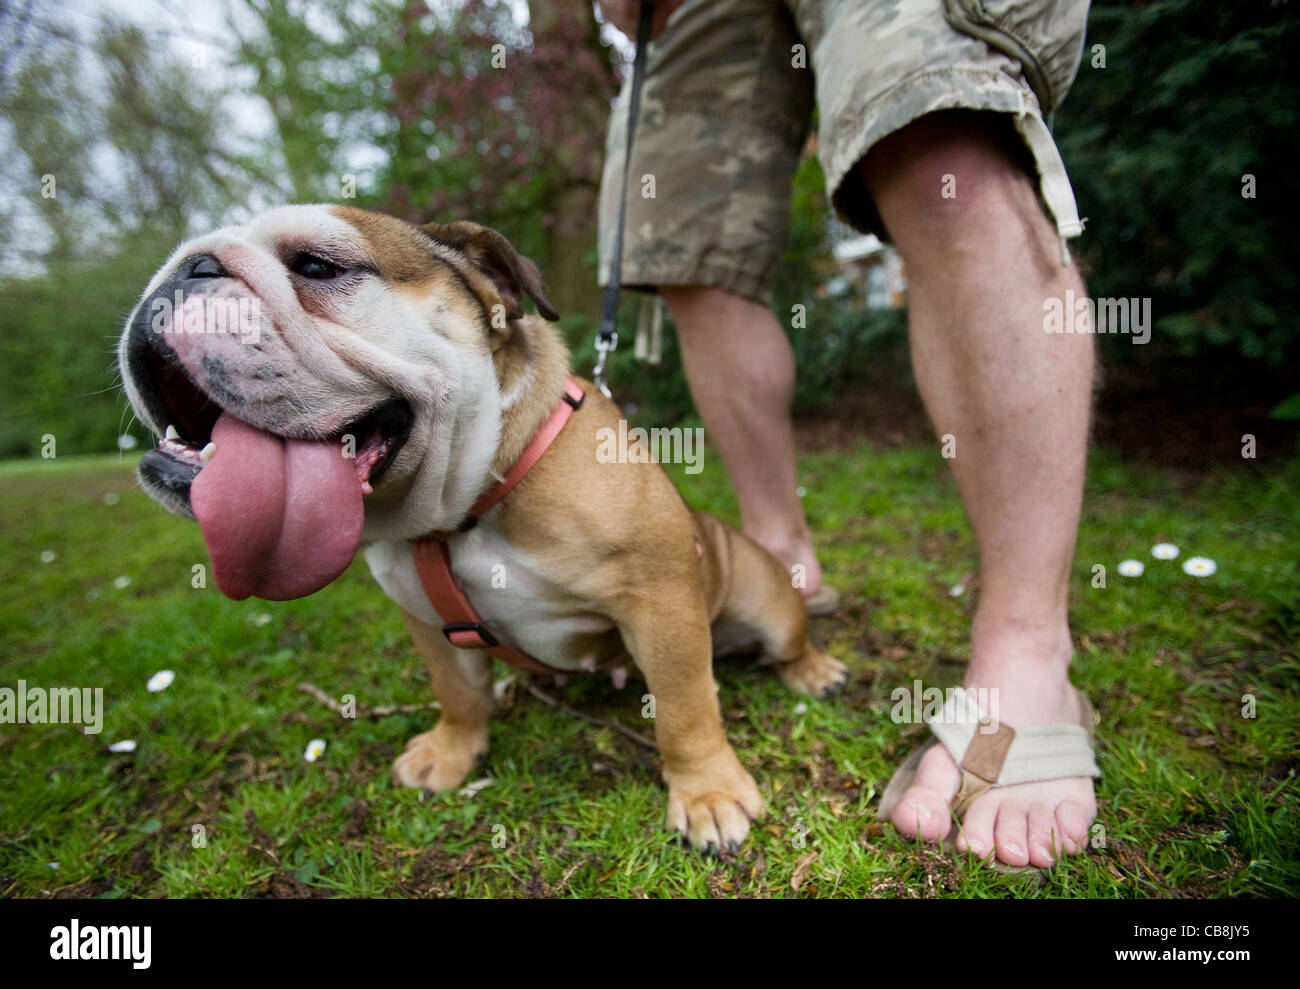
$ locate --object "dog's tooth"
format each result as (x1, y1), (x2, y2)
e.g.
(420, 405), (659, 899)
(199, 442), (217, 463)
(165, 425), (180, 441)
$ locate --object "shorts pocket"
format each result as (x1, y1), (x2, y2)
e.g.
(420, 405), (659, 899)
(943, 0), (1090, 111)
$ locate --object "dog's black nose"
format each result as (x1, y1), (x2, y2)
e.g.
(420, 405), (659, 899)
(187, 254), (228, 278)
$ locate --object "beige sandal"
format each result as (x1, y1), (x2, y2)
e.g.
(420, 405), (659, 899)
(877, 685), (1101, 873)
(803, 583), (841, 617)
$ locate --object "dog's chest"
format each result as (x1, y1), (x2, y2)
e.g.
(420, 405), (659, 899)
(363, 534), (615, 671)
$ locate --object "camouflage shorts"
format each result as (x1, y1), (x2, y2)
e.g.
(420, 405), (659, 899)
(597, 0), (1090, 303)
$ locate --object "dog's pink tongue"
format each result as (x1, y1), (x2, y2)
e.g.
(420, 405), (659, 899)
(191, 412), (363, 601)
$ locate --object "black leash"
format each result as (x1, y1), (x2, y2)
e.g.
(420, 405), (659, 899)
(594, 0), (657, 398)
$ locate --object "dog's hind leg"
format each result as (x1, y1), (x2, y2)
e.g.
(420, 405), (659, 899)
(698, 513), (848, 699)
(391, 608), (494, 794)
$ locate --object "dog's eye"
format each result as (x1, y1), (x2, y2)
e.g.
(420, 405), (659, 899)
(290, 253), (342, 280)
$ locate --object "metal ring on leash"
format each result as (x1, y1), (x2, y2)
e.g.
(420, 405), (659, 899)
(593, 332), (618, 399)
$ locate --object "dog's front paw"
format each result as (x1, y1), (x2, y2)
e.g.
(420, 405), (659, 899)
(664, 750), (765, 853)
(778, 647), (848, 699)
(392, 723), (488, 793)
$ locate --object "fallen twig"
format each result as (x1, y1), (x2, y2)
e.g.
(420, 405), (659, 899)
(297, 679), (655, 750)
(298, 682), (441, 718)
(525, 684), (656, 750)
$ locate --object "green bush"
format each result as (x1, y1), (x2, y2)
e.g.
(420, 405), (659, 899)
(1057, 0), (1298, 368)
(0, 247), (173, 457)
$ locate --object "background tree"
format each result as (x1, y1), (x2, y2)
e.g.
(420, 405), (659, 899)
(0, 15), (255, 454)
(374, 0), (618, 318)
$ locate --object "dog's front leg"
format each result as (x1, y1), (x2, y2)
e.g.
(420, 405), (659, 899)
(623, 601), (765, 853)
(391, 608), (493, 793)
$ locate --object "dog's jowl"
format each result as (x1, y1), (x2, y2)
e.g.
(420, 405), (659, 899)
(118, 205), (846, 851)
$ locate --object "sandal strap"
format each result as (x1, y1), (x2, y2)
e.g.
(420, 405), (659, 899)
(928, 687), (1101, 789)
(952, 770), (994, 816)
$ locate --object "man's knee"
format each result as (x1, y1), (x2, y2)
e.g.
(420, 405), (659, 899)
(659, 284), (775, 333)
(860, 110), (1048, 259)
(660, 284), (754, 309)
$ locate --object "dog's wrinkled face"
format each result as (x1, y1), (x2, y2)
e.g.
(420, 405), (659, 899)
(117, 204), (555, 602)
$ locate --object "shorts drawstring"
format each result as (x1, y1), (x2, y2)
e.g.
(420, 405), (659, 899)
(1012, 105), (1086, 267)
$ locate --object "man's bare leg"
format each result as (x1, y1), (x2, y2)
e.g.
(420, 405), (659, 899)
(863, 110), (1096, 868)
(660, 286), (824, 597)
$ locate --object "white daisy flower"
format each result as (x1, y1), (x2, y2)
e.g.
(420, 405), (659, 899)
(1151, 543), (1180, 560)
(112, 575), (132, 589)
(103, 492), (120, 506)
(796, 486), (807, 498)
(117, 434), (139, 451)
(1117, 559), (1145, 578)
(304, 739), (326, 762)
(1182, 556), (1217, 578)
(250, 613), (273, 627)
(108, 740), (137, 753)
(793, 702), (808, 715)
(146, 670), (175, 693)
(949, 583), (965, 597)
(39, 550), (56, 563)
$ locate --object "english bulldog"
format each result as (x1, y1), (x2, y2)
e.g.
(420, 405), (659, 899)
(117, 205), (847, 852)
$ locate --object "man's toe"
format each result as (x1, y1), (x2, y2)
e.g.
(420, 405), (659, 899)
(1056, 798), (1094, 853)
(954, 797), (997, 858)
(993, 805), (1031, 867)
(1027, 804), (1059, 867)
(891, 786), (950, 840)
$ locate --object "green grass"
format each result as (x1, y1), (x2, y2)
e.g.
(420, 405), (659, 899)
(0, 445), (1296, 898)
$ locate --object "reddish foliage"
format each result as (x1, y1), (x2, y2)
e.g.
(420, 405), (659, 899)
(380, 0), (619, 243)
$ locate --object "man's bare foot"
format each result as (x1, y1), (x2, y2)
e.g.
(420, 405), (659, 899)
(889, 634), (1098, 868)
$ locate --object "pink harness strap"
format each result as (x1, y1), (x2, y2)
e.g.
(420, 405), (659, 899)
(410, 379), (585, 676)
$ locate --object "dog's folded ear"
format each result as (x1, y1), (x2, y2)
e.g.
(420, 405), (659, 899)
(422, 220), (559, 323)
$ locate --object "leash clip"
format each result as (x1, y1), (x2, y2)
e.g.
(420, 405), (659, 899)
(591, 0), (653, 403)
(592, 331), (618, 399)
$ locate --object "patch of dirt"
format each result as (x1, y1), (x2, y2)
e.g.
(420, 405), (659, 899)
(1147, 811), (1247, 898)
(1092, 363), (1299, 470)
(857, 847), (964, 899)
(794, 377), (930, 453)
(339, 799), (370, 840)
(242, 808), (283, 870)
(793, 361), (1299, 469)
(523, 873), (554, 898)
(126, 844), (160, 888)
(50, 877), (117, 898)
(397, 845), (497, 898)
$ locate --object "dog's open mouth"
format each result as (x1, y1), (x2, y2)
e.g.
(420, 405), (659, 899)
(133, 346), (412, 602)
(140, 348), (412, 497)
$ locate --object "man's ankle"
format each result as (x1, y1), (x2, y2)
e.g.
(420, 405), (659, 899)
(968, 616), (1073, 676)
(745, 526), (822, 590)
